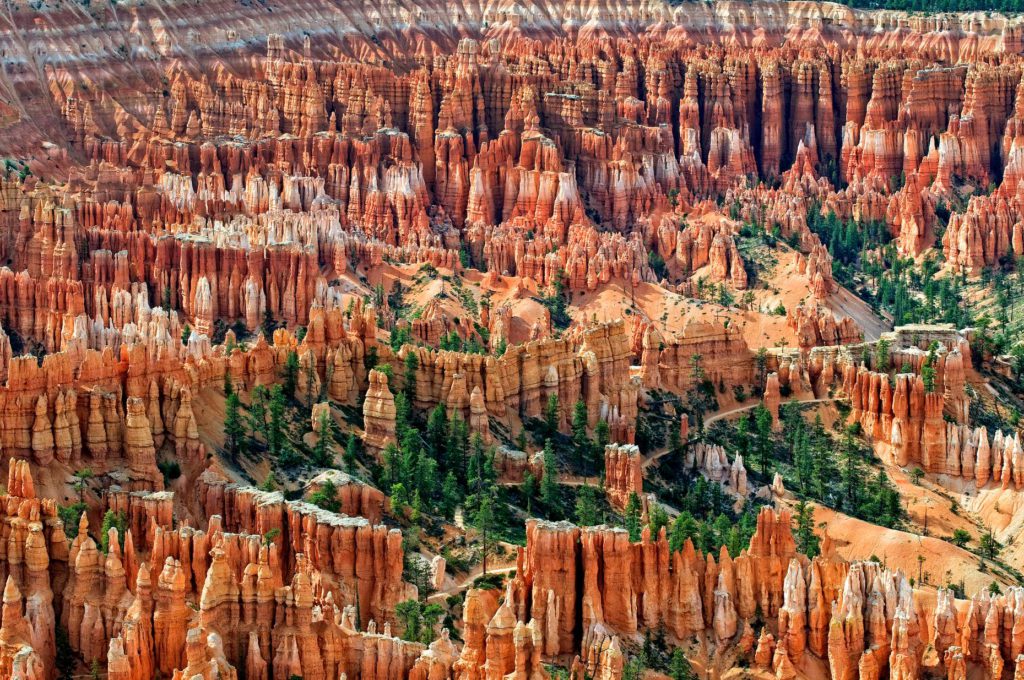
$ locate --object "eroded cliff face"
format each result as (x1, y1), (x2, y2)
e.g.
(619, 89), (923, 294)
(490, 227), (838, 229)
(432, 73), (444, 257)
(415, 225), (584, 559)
(3, 0), (1024, 362)
(0, 456), (438, 680)
(451, 508), (1024, 680)
(0, 0), (1021, 678)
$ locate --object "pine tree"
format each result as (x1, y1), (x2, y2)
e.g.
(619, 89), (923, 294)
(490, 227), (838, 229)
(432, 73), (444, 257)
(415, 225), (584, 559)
(544, 393), (560, 437)
(670, 649), (694, 680)
(312, 410), (333, 467)
(755, 347), (768, 395)
(922, 342), (938, 393)
(624, 492), (643, 542)
(267, 385), (286, 456)
(575, 484), (599, 526)
(472, 493), (496, 574)
(735, 414), (750, 458)
(441, 472), (461, 520)
(840, 427), (864, 513)
(309, 479), (341, 512)
(647, 503), (669, 537)
(426, 405), (448, 463)
(793, 430), (812, 493)
(448, 414), (469, 484)
(344, 433), (358, 471)
(668, 511), (699, 553)
(467, 433), (488, 495)
(753, 404), (773, 476)
(224, 392), (246, 459)
(403, 351), (419, 401)
(540, 439), (559, 512)
(521, 472), (537, 512)
(875, 338), (891, 372)
(571, 400), (592, 472)
(794, 500), (820, 557)
(99, 510), (126, 554)
(283, 350), (300, 398)
(248, 385), (269, 437)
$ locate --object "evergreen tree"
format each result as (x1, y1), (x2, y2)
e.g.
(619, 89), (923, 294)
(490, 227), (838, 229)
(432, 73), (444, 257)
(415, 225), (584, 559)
(395, 392), (414, 449)
(648, 502), (669, 537)
(544, 393), (560, 437)
(312, 410), (333, 467)
(472, 493), (496, 574)
(99, 510), (126, 554)
(689, 353), (705, 383)
(304, 356), (317, 407)
(571, 400), (592, 472)
(521, 471), (538, 512)
(224, 392), (246, 459)
(670, 649), (695, 680)
(840, 426), (864, 512)
(624, 492), (643, 542)
(277, 440), (301, 468)
(259, 473), (278, 492)
(440, 472), (461, 520)
(575, 484), (599, 526)
(403, 351), (419, 401)
(447, 414), (469, 484)
(309, 479), (341, 512)
(753, 404), (773, 476)
(668, 511), (699, 553)
(248, 385), (269, 438)
(794, 500), (820, 557)
(755, 347), (768, 395)
(382, 442), (402, 488)
(735, 414), (750, 458)
(980, 531), (1002, 560)
(267, 385), (286, 456)
(467, 433), (497, 498)
(344, 433), (358, 471)
(875, 338), (891, 372)
(516, 428), (529, 453)
(668, 415), (683, 457)
(540, 439), (559, 512)
(793, 429), (812, 493)
(426, 405), (448, 463)
(394, 599), (444, 645)
(922, 342), (938, 393)
(283, 350), (300, 398)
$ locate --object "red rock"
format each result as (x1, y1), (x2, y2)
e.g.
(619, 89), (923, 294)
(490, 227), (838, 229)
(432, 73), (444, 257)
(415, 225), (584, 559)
(603, 444), (642, 511)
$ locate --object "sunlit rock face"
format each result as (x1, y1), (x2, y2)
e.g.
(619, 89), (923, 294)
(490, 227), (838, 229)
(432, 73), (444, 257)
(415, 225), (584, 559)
(0, 0), (1022, 678)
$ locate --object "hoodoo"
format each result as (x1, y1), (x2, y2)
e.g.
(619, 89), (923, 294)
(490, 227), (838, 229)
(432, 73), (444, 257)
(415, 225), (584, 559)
(0, 0), (1022, 677)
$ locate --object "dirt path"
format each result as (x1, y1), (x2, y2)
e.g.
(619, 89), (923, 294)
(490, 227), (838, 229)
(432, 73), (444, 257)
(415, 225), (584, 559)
(641, 396), (839, 470)
(427, 565), (518, 601)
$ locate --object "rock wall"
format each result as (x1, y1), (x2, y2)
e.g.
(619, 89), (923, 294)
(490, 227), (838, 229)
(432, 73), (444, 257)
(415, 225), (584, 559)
(603, 444), (643, 511)
(196, 472), (412, 628)
(0, 455), (437, 680)
(454, 507), (1024, 680)
(396, 319), (638, 433)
